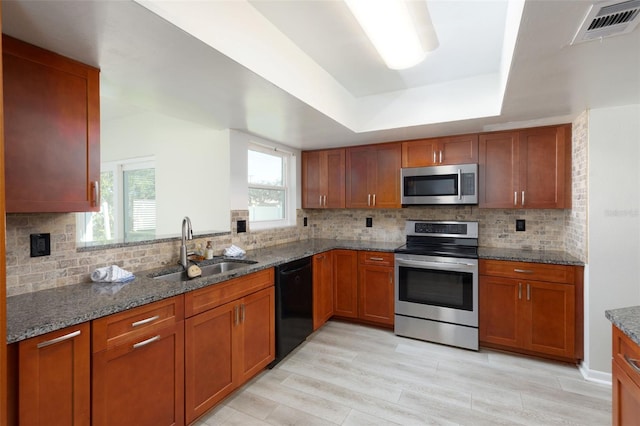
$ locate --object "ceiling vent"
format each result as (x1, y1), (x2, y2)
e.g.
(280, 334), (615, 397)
(572, 0), (640, 44)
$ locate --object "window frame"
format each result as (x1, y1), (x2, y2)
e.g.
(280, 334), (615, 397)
(247, 143), (295, 230)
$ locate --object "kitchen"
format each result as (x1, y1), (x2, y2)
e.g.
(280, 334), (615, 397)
(0, 0), (639, 425)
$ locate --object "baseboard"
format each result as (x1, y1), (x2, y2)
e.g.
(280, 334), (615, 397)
(579, 360), (612, 385)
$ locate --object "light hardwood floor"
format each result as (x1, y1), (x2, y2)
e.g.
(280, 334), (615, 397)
(196, 321), (612, 426)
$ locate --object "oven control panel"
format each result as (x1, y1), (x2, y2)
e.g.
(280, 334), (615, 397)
(406, 221), (478, 238)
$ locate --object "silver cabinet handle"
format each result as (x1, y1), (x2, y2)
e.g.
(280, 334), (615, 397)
(457, 169), (462, 200)
(625, 355), (640, 374)
(241, 304), (246, 324)
(526, 283), (531, 301)
(234, 305), (239, 326)
(37, 330), (81, 349)
(433, 151), (437, 163)
(369, 257), (385, 261)
(319, 195), (322, 206)
(133, 335), (161, 349)
(324, 195), (327, 206)
(514, 269), (534, 274)
(92, 181), (100, 207)
(514, 191), (518, 206)
(522, 190), (525, 207)
(372, 194), (376, 206)
(518, 283), (522, 300)
(439, 150), (443, 164)
(132, 315), (160, 328)
(367, 194), (371, 206)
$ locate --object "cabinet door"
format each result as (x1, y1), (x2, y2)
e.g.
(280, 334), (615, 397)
(313, 252), (334, 330)
(346, 147), (374, 208)
(18, 323), (90, 426)
(372, 144), (401, 208)
(92, 324), (185, 426)
(439, 134), (478, 165)
(613, 360), (640, 426)
(358, 264), (394, 326)
(325, 149), (346, 208)
(3, 35), (100, 213)
(478, 132), (519, 208)
(401, 138), (439, 167)
(185, 302), (235, 424)
(519, 125), (571, 208)
(333, 250), (358, 318)
(526, 280), (575, 358)
(479, 276), (522, 349)
(302, 151), (322, 208)
(237, 287), (276, 385)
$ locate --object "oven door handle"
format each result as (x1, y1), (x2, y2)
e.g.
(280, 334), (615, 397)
(396, 258), (477, 270)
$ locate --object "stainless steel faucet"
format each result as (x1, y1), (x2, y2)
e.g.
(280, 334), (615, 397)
(179, 216), (193, 269)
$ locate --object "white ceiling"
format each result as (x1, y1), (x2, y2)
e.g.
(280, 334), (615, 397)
(2, 0), (640, 150)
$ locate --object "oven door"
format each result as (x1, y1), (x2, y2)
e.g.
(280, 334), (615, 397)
(394, 253), (478, 327)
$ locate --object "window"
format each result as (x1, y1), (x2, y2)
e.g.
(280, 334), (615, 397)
(248, 144), (292, 228)
(78, 158), (156, 244)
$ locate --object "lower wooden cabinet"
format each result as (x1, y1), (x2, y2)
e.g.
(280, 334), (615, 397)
(17, 323), (90, 426)
(184, 272), (275, 424)
(313, 252), (334, 330)
(333, 249), (358, 318)
(358, 251), (395, 326)
(612, 325), (640, 425)
(92, 296), (185, 426)
(479, 260), (582, 362)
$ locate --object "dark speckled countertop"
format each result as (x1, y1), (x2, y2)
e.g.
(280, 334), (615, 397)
(7, 239), (584, 344)
(606, 306), (640, 346)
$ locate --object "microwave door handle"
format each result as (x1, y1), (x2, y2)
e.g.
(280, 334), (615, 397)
(458, 169), (462, 200)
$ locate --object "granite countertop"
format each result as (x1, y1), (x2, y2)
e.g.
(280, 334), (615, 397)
(7, 239), (583, 344)
(478, 247), (583, 266)
(6, 239), (400, 344)
(606, 306), (640, 346)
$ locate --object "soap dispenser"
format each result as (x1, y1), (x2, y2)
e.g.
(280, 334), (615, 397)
(205, 241), (214, 260)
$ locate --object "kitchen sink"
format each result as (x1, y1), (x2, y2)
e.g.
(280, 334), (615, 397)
(151, 260), (258, 282)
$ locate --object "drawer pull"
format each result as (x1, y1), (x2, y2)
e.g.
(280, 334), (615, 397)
(514, 269), (534, 274)
(132, 315), (160, 328)
(369, 257), (385, 261)
(133, 335), (161, 349)
(625, 355), (640, 374)
(37, 330), (81, 349)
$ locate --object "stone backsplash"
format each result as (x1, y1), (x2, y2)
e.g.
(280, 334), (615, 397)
(5, 210), (311, 296)
(304, 207), (569, 250)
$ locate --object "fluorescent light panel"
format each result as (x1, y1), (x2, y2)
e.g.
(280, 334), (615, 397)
(346, 0), (436, 70)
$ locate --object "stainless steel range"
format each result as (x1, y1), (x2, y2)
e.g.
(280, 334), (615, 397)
(394, 220), (479, 350)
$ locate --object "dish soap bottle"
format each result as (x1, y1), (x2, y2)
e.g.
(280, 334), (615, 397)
(205, 241), (214, 260)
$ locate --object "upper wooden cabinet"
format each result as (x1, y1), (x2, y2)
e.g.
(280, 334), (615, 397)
(402, 134), (478, 167)
(302, 149), (345, 208)
(478, 124), (571, 209)
(2, 35), (100, 213)
(346, 143), (401, 208)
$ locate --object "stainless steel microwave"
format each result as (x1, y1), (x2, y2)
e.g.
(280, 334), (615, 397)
(401, 163), (478, 205)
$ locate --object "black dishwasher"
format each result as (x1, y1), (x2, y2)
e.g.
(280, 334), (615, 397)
(269, 256), (313, 367)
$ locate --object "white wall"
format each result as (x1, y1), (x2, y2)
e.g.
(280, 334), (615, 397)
(102, 101), (231, 236)
(586, 104), (640, 376)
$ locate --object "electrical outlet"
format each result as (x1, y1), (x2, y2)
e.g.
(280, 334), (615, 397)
(516, 219), (526, 232)
(30, 233), (51, 257)
(303, 217), (308, 227)
(366, 217), (373, 228)
(237, 220), (247, 233)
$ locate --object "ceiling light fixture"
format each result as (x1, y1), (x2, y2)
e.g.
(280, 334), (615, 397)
(345, 0), (439, 70)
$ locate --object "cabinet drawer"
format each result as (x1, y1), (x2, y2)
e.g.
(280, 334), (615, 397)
(358, 251), (394, 267)
(480, 259), (575, 284)
(185, 268), (274, 317)
(614, 326), (640, 389)
(92, 296), (184, 353)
